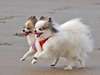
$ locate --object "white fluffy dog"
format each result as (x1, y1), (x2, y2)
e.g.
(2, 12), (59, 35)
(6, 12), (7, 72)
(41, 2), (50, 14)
(31, 17), (93, 70)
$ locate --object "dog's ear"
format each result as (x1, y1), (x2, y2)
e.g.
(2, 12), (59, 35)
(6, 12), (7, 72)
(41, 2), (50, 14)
(39, 16), (49, 20)
(48, 17), (52, 22)
(31, 16), (36, 19)
(48, 17), (58, 33)
(28, 16), (37, 25)
(28, 16), (36, 20)
(39, 16), (45, 20)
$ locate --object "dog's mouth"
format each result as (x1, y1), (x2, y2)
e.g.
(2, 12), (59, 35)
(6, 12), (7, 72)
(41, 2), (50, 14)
(34, 32), (43, 37)
(22, 28), (33, 35)
(23, 31), (32, 36)
(15, 31), (32, 37)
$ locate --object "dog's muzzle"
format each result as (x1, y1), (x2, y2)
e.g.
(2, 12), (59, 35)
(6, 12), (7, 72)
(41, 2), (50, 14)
(34, 30), (43, 37)
(22, 29), (32, 36)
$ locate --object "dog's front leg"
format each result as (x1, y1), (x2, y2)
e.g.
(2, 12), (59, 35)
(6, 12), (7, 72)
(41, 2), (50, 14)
(31, 50), (47, 64)
(31, 51), (41, 64)
(20, 46), (36, 61)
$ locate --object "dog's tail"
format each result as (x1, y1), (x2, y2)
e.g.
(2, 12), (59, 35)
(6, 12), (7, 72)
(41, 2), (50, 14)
(60, 18), (89, 34)
(60, 18), (94, 52)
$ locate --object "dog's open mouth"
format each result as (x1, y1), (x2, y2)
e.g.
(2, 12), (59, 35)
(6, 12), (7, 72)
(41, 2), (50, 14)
(34, 32), (43, 37)
(24, 31), (32, 36)
(15, 31), (32, 37)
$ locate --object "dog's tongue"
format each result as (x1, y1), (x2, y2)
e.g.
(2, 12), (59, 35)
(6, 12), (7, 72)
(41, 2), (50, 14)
(35, 32), (42, 37)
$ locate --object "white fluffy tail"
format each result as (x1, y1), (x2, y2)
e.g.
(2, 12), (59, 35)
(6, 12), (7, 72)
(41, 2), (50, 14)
(60, 18), (89, 34)
(60, 18), (94, 52)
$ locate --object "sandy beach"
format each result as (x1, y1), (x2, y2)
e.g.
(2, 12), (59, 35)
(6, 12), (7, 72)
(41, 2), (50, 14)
(0, 0), (100, 75)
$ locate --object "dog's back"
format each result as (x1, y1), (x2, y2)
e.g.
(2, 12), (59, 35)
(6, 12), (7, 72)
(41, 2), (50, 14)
(60, 18), (94, 53)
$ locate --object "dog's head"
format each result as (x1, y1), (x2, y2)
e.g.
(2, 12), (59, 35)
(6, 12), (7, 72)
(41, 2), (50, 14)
(35, 16), (58, 38)
(22, 16), (37, 35)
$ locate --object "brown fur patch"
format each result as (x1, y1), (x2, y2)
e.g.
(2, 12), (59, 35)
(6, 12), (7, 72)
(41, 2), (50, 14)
(27, 16), (37, 25)
(39, 16), (49, 20)
(43, 17), (58, 33)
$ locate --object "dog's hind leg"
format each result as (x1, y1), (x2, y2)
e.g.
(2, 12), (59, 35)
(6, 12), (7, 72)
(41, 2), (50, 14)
(50, 57), (59, 67)
(76, 57), (86, 68)
(64, 56), (86, 70)
(20, 46), (36, 61)
(64, 58), (74, 70)
(64, 56), (79, 70)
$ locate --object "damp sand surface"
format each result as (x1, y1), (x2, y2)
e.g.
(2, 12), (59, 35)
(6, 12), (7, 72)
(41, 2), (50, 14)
(0, 0), (100, 75)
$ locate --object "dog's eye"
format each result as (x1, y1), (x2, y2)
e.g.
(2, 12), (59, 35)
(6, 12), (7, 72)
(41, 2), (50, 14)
(39, 28), (42, 31)
(38, 27), (48, 31)
(27, 28), (30, 30)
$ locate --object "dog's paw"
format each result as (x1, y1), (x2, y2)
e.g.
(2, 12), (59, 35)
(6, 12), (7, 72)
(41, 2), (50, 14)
(20, 58), (25, 61)
(64, 65), (73, 70)
(31, 59), (37, 64)
(75, 64), (85, 69)
(75, 61), (86, 69)
(50, 64), (56, 67)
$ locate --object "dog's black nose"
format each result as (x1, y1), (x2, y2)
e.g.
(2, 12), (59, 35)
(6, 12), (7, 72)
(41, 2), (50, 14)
(22, 29), (25, 32)
(34, 29), (37, 33)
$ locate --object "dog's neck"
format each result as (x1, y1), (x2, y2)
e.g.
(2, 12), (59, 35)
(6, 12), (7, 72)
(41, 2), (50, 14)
(26, 32), (35, 46)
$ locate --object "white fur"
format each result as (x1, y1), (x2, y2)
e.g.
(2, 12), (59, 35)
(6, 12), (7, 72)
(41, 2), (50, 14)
(60, 18), (93, 53)
(32, 18), (94, 70)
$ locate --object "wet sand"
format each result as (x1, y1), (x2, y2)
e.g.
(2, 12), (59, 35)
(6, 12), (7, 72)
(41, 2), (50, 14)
(0, 0), (100, 75)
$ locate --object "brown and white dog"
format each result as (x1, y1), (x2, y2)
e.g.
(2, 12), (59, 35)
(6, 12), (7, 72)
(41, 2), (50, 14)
(17, 16), (38, 61)
(31, 17), (94, 70)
